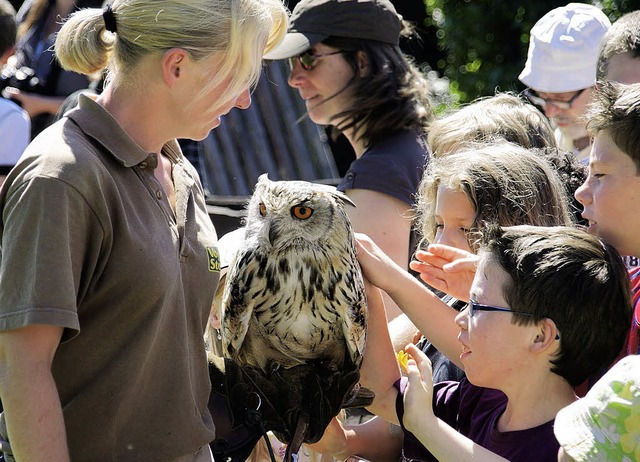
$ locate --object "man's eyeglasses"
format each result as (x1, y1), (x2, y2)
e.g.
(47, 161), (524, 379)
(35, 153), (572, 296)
(523, 88), (586, 110)
(289, 50), (344, 71)
(468, 299), (535, 318)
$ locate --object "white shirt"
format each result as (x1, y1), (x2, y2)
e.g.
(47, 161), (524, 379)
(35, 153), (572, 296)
(555, 126), (591, 165)
(0, 98), (30, 167)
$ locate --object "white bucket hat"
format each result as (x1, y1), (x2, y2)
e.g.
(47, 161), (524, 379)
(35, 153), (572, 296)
(554, 355), (640, 462)
(519, 3), (611, 93)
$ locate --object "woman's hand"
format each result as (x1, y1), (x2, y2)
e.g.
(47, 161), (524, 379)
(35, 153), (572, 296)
(410, 244), (478, 302)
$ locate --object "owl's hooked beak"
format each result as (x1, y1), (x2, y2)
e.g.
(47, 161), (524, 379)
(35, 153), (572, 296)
(268, 222), (278, 245)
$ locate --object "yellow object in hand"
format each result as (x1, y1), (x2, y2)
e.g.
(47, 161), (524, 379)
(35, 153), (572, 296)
(397, 350), (409, 373)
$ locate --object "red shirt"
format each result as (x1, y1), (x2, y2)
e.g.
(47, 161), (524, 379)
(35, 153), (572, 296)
(626, 267), (640, 355)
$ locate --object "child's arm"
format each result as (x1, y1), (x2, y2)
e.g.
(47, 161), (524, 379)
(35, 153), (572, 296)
(411, 244), (479, 302)
(358, 279), (402, 424)
(308, 415), (403, 462)
(403, 344), (509, 462)
(356, 234), (463, 369)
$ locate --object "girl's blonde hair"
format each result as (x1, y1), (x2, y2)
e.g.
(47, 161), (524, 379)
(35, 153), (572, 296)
(55, 0), (287, 98)
(428, 93), (556, 157)
(416, 141), (574, 250)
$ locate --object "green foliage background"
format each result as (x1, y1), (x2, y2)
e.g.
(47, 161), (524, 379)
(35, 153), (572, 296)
(424, 0), (638, 106)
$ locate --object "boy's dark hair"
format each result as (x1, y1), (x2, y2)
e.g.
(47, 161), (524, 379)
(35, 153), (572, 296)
(597, 10), (640, 79)
(0, 0), (17, 57)
(321, 34), (433, 149)
(587, 81), (640, 173)
(480, 225), (632, 387)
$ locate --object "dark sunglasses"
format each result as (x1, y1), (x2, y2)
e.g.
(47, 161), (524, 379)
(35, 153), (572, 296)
(288, 50), (344, 71)
(468, 299), (535, 318)
(523, 88), (586, 110)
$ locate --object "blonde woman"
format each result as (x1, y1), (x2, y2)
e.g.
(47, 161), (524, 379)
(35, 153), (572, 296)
(0, 1), (286, 461)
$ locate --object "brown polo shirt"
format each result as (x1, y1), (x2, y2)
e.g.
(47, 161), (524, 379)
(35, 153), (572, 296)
(0, 94), (220, 461)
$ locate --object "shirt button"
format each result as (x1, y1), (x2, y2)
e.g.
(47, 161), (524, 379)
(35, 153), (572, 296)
(156, 191), (163, 199)
(139, 162), (147, 169)
(346, 173), (354, 180)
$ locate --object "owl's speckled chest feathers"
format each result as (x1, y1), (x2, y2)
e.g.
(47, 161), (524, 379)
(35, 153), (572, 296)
(224, 242), (365, 371)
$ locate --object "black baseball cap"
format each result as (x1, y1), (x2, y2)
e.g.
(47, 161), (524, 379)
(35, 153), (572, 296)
(263, 0), (403, 60)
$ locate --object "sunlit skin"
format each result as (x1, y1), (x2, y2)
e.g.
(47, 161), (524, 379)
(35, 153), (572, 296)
(433, 185), (475, 253)
(288, 43), (356, 130)
(536, 88), (593, 141)
(557, 447), (575, 462)
(97, 50), (252, 154)
(574, 131), (640, 257)
(175, 54), (252, 140)
(606, 51), (640, 84)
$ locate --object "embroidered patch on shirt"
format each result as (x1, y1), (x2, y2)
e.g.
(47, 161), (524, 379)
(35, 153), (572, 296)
(207, 247), (221, 272)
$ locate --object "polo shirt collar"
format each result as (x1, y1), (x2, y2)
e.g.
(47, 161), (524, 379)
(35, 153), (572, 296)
(66, 93), (182, 167)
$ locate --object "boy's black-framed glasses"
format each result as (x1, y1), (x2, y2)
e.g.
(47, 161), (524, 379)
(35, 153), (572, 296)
(468, 299), (560, 340)
(523, 88), (585, 110)
(288, 50), (344, 71)
(468, 299), (535, 318)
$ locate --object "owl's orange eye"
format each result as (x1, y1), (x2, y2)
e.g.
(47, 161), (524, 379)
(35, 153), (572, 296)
(291, 205), (313, 220)
(259, 202), (267, 217)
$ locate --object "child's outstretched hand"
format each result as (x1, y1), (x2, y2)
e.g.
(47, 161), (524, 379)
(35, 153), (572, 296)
(402, 344), (437, 436)
(355, 233), (404, 292)
(308, 415), (350, 460)
(410, 244), (478, 302)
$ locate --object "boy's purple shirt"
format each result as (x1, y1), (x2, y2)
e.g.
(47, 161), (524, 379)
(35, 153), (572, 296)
(394, 377), (559, 461)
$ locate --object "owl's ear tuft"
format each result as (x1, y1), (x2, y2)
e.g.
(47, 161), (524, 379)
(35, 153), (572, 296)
(332, 190), (356, 208)
(256, 173), (270, 187)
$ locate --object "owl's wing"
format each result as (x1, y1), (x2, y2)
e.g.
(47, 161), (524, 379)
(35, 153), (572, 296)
(340, 262), (368, 366)
(220, 248), (260, 359)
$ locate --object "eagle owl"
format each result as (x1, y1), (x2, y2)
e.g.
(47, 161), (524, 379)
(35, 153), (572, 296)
(219, 174), (369, 460)
(221, 173), (367, 372)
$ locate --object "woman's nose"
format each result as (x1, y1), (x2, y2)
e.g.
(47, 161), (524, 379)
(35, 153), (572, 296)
(235, 89), (251, 110)
(288, 62), (305, 88)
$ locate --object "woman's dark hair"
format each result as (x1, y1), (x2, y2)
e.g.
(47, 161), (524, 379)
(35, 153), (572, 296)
(322, 34), (433, 149)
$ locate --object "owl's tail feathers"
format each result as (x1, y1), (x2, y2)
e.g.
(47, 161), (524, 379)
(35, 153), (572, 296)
(284, 413), (308, 462)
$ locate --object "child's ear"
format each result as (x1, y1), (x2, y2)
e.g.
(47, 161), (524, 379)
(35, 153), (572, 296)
(530, 318), (560, 353)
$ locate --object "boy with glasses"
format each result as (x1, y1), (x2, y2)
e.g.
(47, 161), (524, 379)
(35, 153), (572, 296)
(359, 225), (632, 461)
(519, 3), (610, 163)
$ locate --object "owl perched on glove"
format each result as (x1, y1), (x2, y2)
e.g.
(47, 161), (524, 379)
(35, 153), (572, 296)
(219, 174), (370, 462)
